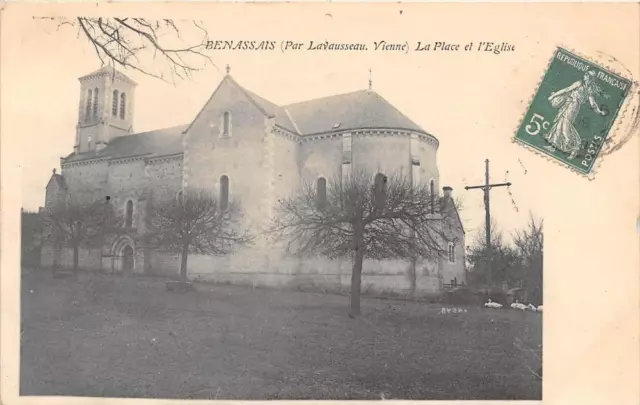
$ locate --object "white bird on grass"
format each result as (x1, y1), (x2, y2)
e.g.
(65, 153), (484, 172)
(484, 299), (502, 309)
(512, 300), (527, 311)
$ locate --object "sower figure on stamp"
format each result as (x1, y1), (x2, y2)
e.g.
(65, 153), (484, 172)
(545, 70), (607, 159)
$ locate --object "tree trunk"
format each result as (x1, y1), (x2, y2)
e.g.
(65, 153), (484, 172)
(179, 242), (189, 281)
(72, 243), (79, 277)
(410, 258), (417, 295)
(350, 222), (365, 317)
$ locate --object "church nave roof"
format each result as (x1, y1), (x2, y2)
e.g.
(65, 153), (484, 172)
(64, 125), (187, 163)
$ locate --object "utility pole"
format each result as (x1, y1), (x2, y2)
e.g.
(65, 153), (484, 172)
(464, 159), (511, 287)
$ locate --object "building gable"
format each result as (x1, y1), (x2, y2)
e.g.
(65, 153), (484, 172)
(45, 172), (68, 208)
(439, 196), (465, 236)
(45, 173), (67, 192)
(184, 75), (279, 136)
(182, 74), (279, 221)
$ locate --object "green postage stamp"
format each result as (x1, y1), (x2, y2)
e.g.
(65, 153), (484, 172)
(515, 47), (633, 175)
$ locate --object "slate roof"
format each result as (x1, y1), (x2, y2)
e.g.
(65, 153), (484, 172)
(79, 66), (137, 85)
(283, 90), (427, 136)
(238, 86), (299, 134)
(63, 125), (187, 163)
(186, 75), (429, 137)
(438, 195), (465, 235)
(65, 72), (432, 163)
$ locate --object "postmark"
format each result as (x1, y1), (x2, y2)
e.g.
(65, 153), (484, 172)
(514, 47), (634, 176)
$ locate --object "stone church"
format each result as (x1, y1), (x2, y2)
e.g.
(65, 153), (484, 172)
(41, 66), (466, 296)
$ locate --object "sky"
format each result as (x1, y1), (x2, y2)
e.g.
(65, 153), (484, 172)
(3, 3), (638, 246)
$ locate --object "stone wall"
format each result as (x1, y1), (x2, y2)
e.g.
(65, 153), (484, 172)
(441, 227), (467, 285)
(299, 136), (342, 182)
(60, 160), (110, 204)
(186, 247), (443, 297)
(147, 251), (181, 276)
(184, 78), (270, 231)
(271, 130), (301, 216)
(41, 245), (102, 270)
(105, 156), (183, 231)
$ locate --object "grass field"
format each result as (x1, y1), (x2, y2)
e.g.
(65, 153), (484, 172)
(20, 268), (542, 400)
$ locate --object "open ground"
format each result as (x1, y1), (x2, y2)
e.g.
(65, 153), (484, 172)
(20, 268), (542, 400)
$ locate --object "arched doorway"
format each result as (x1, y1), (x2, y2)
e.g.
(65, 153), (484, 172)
(122, 245), (134, 273)
(110, 236), (136, 274)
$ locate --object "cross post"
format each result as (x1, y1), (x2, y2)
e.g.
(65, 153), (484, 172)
(464, 159), (511, 287)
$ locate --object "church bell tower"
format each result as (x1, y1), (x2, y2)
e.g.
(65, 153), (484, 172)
(75, 66), (137, 154)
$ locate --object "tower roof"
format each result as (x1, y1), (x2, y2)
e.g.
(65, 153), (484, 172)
(79, 66), (137, 85)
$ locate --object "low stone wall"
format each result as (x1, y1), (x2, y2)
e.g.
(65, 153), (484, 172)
(40, 245), (444, 297)
(41, 245), (102, 271)
(186, 247), (443, 297)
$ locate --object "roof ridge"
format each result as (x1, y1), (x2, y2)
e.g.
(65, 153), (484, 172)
(283, 89), (369, 108)
(284, 108), (302, 134)
(47, 172), (68, 190)
(230, 78), (300, 134)
(183, 76), (232, 133)
(227, 76), (272, 117)
(107, 124), (187, 144)
(183, 75), (277, 134)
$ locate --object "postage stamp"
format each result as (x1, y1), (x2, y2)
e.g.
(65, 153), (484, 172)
(514, 47), (633, 175)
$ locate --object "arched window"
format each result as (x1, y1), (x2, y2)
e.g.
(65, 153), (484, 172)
(87, 135), (93, 151)
(92, 88), (99, 119)
(220, 175), (229, 210)
(374, 173), (388, 210)
(85, 89), (93, 122)
(221, 111), (231, 137)
(316, 177), (327, 208)
(430, 179), (436, 214)
(448, 242), (455, 263)
(119, 93), (126, 119)
(112, 90), (119, 116)
(125, 200), (133, 227)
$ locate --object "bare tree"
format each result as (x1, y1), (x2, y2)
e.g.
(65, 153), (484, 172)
(43, 197), (116, 276)
(35, 17), (213, 83)
(513, 213), (544, 304)
(269, 170), (463, 317)
(466, 219), (520, 287)
(466, 214), (543, 303)
(147, 189), (252, 282)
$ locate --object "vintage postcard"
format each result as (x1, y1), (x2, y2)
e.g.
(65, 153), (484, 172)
(1, 2), (638, 405)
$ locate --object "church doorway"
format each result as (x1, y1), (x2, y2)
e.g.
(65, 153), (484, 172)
(122, 245), (134, 274)
(110, 236), (136, 274)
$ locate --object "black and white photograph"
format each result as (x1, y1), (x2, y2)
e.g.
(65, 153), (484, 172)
(1, 3), (639, 405)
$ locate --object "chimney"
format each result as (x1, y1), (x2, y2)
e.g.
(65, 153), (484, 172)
(443, 186), (453, 199)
